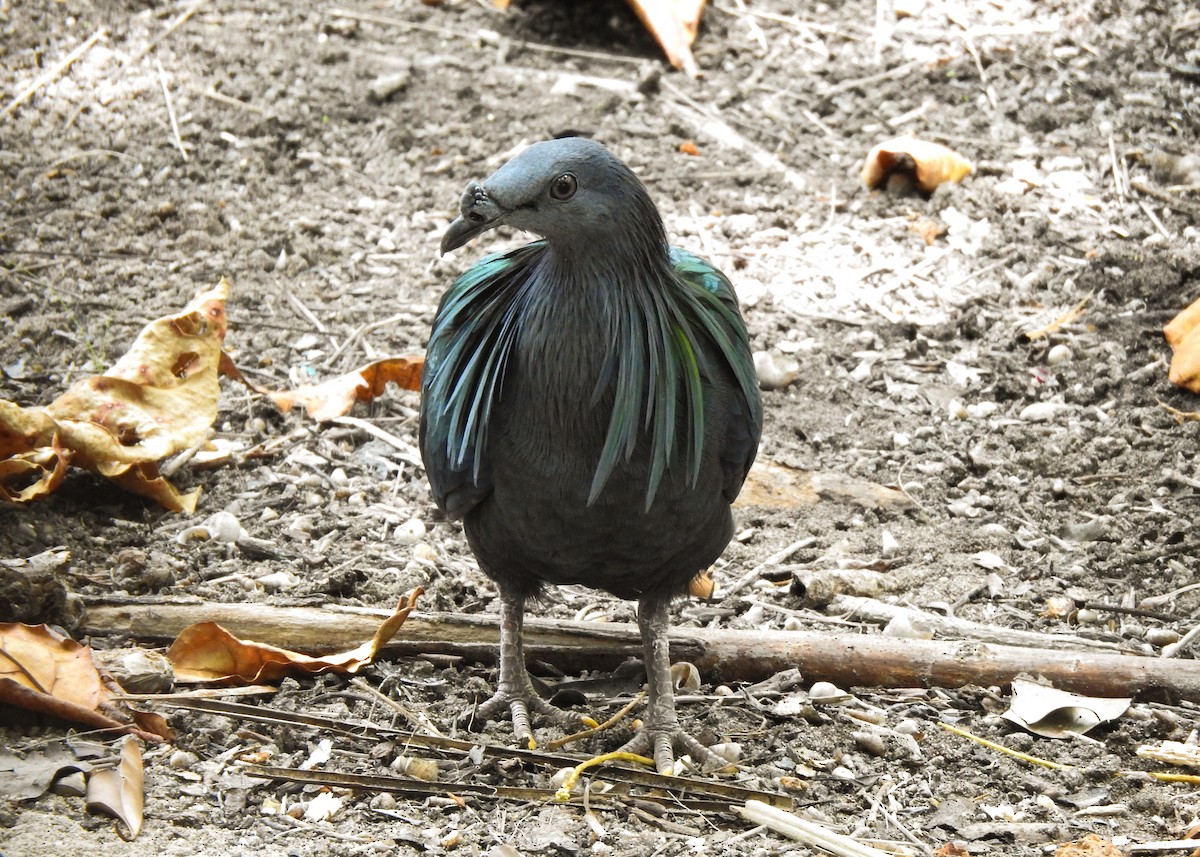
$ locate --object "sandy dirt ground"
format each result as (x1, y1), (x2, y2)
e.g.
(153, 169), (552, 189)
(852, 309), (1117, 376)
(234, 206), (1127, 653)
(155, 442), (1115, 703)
(3, 0), (1200, 854)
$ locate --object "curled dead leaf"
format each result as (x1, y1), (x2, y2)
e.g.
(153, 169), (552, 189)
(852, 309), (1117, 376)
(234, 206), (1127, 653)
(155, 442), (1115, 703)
(862, 136), (973, 194)
(239, 355), (424, 422)
(1165, 296), (1200, 393)
(626, 0), (706, 76)
(85, 736), (144, 840)
(0, 624), (170, 741)
(167, 588), (423, 684)
(0, 279), (232, 511)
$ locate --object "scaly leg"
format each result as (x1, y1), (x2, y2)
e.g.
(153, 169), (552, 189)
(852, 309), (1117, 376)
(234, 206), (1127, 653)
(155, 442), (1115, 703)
(619, 594), (733, 774)
(470, 586), (576, 747)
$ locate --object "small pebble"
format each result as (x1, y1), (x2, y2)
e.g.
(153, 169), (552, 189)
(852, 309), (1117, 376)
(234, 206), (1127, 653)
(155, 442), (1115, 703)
(882, 614), (934, 640)
(1019, 401), (1066, 421)
(370, 792), (397, 810)
(753, 350), (800, 390)
(169, 750), (200, 770)
(393, 518), (427, 544)
(808, 681), (843, 700)
(1145, 627), (1181, 646)
(368, 69), (412, 102)
(1047, 344), (1072, 365)
(257, 570), (300, 592)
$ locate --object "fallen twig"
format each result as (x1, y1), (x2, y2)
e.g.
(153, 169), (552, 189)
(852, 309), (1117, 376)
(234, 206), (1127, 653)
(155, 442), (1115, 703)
(738, 800), (893, 857)
(155, 59), (188, 162)
(81, 599), (1200, 701)
(2, 28), (106, 119)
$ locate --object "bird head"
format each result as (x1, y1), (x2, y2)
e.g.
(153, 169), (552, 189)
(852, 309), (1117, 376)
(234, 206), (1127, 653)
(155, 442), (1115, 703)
(440, 137), (666, 259)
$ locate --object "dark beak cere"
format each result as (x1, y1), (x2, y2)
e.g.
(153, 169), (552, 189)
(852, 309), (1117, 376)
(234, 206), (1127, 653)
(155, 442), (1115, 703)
(440, 181), (507, 255)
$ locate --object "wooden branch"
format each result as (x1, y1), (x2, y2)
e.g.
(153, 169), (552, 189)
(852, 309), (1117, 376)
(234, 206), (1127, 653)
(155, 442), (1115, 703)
(80, 599), (1200, 702)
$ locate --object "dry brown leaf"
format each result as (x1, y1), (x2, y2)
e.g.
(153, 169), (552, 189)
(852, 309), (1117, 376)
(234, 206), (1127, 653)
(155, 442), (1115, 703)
(487, 0), (705, 73)
(0, 624), (170, 741)
(0, 623), (105, 708)
(1165, 296), (1200, 393)
(261, 355), (424, 422)
(862, 136), (973, 194)
(167, 588), (423, 684)
(85, 736), (144, 840)
(0, 278), (232, 511)
(1053, 834), (1124, 857)
(1164, 296), (1200, 348)
(626, 0), (706, 77)
(736, 461), (912, 511)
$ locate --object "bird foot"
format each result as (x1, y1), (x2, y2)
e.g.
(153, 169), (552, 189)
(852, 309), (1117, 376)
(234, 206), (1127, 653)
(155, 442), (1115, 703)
(618, 723), (737, 775)
(465, 688), (581, 750)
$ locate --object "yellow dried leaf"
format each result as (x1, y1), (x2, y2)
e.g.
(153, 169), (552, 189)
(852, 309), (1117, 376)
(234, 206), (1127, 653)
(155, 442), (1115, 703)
(0, 279), (231, 510)
(626, 0), (706, 77)
(1165, 297), (1200, 393)
(262, 355), (424, 422)
(862, 136), (973, 193)
(1164, 295), (1200, 348)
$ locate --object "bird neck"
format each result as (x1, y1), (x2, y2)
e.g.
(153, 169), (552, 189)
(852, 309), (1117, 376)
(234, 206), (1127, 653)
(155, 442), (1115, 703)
(535, 236), (674, 301)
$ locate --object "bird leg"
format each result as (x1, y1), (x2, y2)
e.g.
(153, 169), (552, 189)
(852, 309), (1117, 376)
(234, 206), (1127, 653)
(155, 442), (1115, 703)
(470, 586), (577, 748)
(620, 595), (733, 775)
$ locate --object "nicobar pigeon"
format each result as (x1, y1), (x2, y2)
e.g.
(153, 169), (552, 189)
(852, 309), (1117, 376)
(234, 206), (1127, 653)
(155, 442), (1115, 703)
(420, 137), (763, 773)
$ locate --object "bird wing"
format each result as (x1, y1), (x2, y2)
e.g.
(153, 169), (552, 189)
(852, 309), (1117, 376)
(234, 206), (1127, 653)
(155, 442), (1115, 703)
(669, 246), (764, 502)
(419, 244), (542, 518)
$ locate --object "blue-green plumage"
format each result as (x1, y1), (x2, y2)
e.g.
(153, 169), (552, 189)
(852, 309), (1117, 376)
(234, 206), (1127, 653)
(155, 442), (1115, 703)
(419, 137), (762, 770)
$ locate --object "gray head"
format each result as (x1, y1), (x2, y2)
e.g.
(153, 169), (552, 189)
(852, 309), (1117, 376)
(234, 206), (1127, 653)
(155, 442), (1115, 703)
(440, 138), (667, 260)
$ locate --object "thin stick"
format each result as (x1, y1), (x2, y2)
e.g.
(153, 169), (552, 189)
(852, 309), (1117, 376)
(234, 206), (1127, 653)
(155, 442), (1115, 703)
(1139, 200), (1171, 238)
(330, 416), (424, 467)
(134, 0), (209, 65)
(285, 292), (329, 333)
(203, 88), (264, 113)
(739, 800), (892, 857)
(962, 34), (997, 110)
(2, 28), (106, 119)
(938, 722), (1070, 770)
(156, 59), (189, 162)
(1109, 134), (1125, 197)
(722, 536), (817, 597)
(323, 312), (412, 369)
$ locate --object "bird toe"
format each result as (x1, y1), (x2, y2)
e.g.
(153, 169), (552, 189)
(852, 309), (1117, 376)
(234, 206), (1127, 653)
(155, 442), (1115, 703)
(618, 725), (736, 775)
(466, 689), (580, 750)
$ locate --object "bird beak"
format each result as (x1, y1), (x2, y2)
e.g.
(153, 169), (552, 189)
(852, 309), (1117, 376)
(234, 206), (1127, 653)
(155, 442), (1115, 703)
(440, 180), (507, 255)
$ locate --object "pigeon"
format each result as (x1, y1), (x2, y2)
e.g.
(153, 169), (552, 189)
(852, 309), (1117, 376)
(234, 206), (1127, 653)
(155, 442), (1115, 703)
(420, 137), (762, 773)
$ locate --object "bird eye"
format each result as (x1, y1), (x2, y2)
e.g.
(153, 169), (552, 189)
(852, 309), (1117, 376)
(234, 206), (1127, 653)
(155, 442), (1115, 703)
(549, 173), (577, 201)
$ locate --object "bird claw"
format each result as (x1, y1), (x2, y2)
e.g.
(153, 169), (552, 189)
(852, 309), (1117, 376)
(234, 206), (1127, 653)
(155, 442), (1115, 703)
(466, 689), (580, 749)
(619, 725), (736, 775)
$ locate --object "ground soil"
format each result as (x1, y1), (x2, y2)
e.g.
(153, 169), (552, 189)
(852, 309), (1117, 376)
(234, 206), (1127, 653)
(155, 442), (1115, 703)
(3, 0), (1200, 854)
